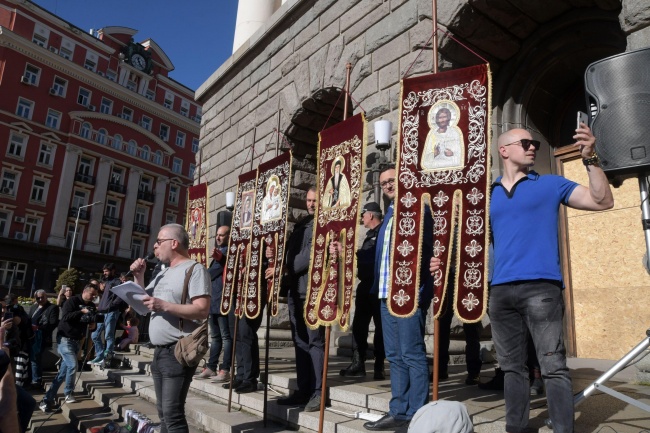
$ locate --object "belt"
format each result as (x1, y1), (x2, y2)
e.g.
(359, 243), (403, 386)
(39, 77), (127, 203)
(60, 336), (80, 342)
(153, 343), (176, 349)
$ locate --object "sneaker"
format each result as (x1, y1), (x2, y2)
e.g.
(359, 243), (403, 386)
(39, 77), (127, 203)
(211, 369), (230, 383)
(39, 399), (59, 413)
(196, 367), (215, 379)
(530, 377), (544, 395)
(64, 394), (77, 403)
(87, 357), (103, 365)
(465, 374), (480, 386)
(304, 394), (321, 412)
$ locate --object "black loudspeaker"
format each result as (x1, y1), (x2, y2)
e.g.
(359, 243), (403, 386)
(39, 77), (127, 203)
(216, 210), (232, 228)
(584, 47), (650, 176)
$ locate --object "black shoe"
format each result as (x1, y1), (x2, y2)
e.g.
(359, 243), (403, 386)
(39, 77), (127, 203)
(530, 377), (544, 395)
(339, 351), (366, 377)
(478, 368), (504, 390)
(304, 394), (321, 412)
(277, 392), (310, 406)
(373, 369), (386, 380)
(363, 414), (409, 431)
(222, 379), (243, 390)
(465, 374), (480, 385)
(235, 381), (257, 394)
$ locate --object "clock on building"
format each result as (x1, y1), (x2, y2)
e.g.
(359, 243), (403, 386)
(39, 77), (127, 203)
(131, 53), (147, 71)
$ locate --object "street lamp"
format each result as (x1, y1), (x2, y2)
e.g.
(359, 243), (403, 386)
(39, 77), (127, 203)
(67, 201), (102, 269)
(371, 119), (393, 202)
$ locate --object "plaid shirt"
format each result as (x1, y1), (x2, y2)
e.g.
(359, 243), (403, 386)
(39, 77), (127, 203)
(376, 203), (394, 299)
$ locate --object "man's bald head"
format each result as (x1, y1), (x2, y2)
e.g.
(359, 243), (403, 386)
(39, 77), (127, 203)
(497, 128), (531, 148)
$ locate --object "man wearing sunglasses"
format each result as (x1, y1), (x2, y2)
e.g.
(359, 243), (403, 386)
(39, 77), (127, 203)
(486, 124), (613, 433)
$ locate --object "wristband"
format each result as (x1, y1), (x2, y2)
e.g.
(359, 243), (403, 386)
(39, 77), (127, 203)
(582, 153), (600, 166)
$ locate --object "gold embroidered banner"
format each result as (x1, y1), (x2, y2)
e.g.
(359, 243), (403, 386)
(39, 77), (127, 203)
(186, 183), (208, 266)
(391, 64), (491, 323)
(305, 113), (366, 331)
(221, 170), (256, 318)
(246, 152), (292, 318)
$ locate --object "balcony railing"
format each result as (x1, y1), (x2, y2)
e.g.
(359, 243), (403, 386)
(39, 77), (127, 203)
(137, 190), (155, 203)
(107, 182), (126, 194)
(133, 223), (150, 234)
(75, 172), (95, 185)
(102, 215), (121, 227)
(68, 208), (90, 220)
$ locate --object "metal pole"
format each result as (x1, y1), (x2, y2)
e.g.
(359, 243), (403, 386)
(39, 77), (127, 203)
(67, 201), (101, 269)
(7, 265), (15, 296)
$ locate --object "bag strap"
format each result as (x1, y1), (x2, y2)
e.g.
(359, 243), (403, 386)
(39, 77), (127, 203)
(178, 262), (199, 331)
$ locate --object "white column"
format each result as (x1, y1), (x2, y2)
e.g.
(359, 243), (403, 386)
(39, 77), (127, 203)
(85, 157), (113, 253)
(116, 168), (142, 258)
(232, 0), (275, 53)
(148, 175), (169, 251)
(47, 145), (81, 247)
(138, 77), (150, 96)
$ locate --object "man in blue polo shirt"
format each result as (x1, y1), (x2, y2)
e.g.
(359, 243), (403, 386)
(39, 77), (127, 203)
(487, 124), (613, 433)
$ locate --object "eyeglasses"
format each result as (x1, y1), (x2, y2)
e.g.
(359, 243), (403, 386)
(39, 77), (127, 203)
(503, 139), (541, 151)
(380, 178), (395, 188)
(155, 238), (174, 245)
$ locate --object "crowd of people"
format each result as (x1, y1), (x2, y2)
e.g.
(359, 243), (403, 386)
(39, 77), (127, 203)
(0, 122), (613, 433)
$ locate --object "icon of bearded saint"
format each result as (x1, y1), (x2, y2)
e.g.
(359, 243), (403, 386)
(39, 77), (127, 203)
(322, 156), (351, 209)
(421, 102), (465, 171)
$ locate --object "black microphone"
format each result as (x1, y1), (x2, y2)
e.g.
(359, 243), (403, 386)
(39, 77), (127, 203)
(124, 252), (155, 277)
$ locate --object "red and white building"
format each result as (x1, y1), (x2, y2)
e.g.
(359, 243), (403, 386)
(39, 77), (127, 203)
(0, 0), (200, 293)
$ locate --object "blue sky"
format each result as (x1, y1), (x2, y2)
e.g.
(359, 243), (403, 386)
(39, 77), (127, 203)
(32, 0), (239, 91)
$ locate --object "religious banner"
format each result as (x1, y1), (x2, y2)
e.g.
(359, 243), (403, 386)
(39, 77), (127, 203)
(305, 113), (366, 330)
(221, 170), (257, 317)
(245, 152), (292, 318)
(391, 64), (491, 323)
(186, 182), (209, 266)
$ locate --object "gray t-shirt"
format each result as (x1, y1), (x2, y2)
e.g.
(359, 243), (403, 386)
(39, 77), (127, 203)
(145, 259), (210, 345)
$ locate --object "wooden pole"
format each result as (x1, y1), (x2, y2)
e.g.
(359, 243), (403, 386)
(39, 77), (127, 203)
(317, 62), (352, 433)
(431, 0), (440, 402)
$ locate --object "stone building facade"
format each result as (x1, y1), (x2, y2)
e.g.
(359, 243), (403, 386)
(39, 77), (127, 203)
(197, 0), (650, 360)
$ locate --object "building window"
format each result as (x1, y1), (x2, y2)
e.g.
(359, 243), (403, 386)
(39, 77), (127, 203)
(77, 88), (91, 106)
(175, 131), (186, 148)
(100, 98), (113, 115)
(153, 151), (163, 165)
(52, 76), (67, 97)
(84, 53), (97, 72)
(135, 206), (148, 225)
(111, 166), (123, 185)
(180, 100), (190, 117)
(172, 157), (182, 174)
(140, 116), (152, 131)
(59, 45), (73, 60)
(100, 232), (114, 255)
(0, 211), (8, 237)
(126, 80), (137, 91)
(96, 128), (107, 145)
(16, 98), (34, 119)
(24, 216), (40, 242)
(45, 109), (61, 129)
(30, 178), (47, 203)
(168, 185), (179, 204)
(122, 107), (133, 121)
(164, 92), (174, 109)
(32, 33), (47, 47)
(0, 261), (27, 287)
(127, 140), (137, 156)
(80, 122), (91, 139)
(140, 145), (150, 161)
(106, 70), (117, 81)
(112, 134), (122, 150)
(1, 170), (18, 196)
(131, 238), (144, 259)
(139, 177), (152, 193)
(71, 190), (87, 210)
(189, 163), (196, 178)
(105, 199), (119, 218)
(23, 64), (41, 85)
(38, 143), (54, 167)
(159, 124), (169, 141)
(165, 213), (176, 224)
(78, 157), (93, 178)
(192, 138), (199, 153)
(145, 89), (155, 100)
(7, 132), (27, 159)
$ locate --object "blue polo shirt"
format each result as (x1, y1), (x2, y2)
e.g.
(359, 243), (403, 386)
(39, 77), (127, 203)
(490, 171), (578, 286)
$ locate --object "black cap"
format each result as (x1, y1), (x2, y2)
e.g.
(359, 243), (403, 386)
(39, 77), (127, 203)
(361, 202), (382, 216)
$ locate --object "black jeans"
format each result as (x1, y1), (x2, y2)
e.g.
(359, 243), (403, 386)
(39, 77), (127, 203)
(288, 292), (325, 397)
(151, 345), (197, 433)
(234, 308), (264, 384)
(489, 281), (573, 433)
(351, 289), (384, 365)
(439, 295), (482, 377)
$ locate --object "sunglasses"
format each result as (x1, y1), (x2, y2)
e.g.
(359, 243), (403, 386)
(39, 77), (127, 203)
(503, 138), (541, 151)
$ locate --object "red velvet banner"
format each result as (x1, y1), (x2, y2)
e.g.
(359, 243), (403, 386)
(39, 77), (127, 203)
(245, 152), (292, 318)
(391, 64), (491, 323)
(221, 170), (257, 318)
(305, 113), (366, 331)
(186, 183), (208, 266)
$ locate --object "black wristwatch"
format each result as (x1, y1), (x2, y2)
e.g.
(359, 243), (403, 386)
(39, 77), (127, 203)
(583, 154), (600, 166)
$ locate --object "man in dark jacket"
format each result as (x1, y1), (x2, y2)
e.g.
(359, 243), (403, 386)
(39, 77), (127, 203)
(89, 263), (124, 365)
(268, 187), (324, 412)
(3, 294), (33, 387)
(337, 202), (385, 379)
(39, 284), (98, 412)
(196, 226), (232, 382)
(28, 290), (59, 386)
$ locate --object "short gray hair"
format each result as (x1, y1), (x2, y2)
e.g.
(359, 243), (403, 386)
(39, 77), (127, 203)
(34, 289), (46, 297)
(161, 223), (190, 250)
